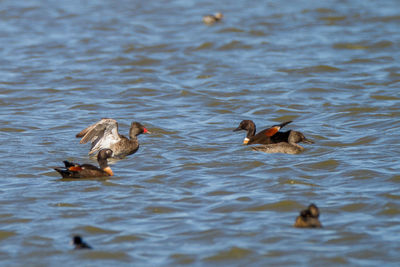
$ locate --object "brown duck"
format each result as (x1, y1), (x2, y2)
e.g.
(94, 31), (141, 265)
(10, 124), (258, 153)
(203, 12), (224, 25)
(54, 149), (114, 178)
(234, 120), (293, 145)
(294, 204), (322, 228)
(76, 118), (150, 159)
(252, 130), (313, 154)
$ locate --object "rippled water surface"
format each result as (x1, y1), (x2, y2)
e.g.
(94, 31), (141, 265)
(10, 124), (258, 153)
(1, 0), (400, 266)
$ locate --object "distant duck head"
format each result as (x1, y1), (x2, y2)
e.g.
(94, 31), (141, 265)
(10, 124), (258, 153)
(289, 131), (314, 144)
(203, 12), (224, 25)
(98, 148), (114, 176)
(129, 122), (150, 138)
(71, 235), (92, 249)
(233, 120), (256, 144)
(294, 203), (322, 228)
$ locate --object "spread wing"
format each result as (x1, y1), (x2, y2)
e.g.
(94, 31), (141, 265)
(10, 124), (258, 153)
(76, 118), (121, 154)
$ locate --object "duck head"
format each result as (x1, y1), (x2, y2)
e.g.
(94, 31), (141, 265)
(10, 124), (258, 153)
(234, 120), (256, 144)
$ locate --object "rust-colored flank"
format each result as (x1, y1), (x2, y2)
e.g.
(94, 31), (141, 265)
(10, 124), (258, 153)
(68, 166), (82, 171)
(264, 126), (280, 137)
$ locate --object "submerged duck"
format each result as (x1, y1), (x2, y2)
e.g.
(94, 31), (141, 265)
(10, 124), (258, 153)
(203, 12), (224, 25)
(252, 130), (313, 154)
(234, 120), (293, 145)
(294, 204), (322, 228)
(72, 235), (92, 249)
(76, 118), (150, 159)
(54, 149), (114, 178)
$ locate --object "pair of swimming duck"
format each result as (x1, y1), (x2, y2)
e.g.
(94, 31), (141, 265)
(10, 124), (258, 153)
(234, 120), (313, 154)
(54, 119), (150, 179)
(71, 203), (321, 250)
(55, 119), (313, 179)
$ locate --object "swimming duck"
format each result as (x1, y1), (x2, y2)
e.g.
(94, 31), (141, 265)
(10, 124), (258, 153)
(54, 149), (114, 178)
(252, 130), (313, 154)
(234, 120), (293, 145)
(203, 12), (224, 25)
(294, 204), (322, 228)
(76, 118), (150, 159)
(72, 235), (92, 249)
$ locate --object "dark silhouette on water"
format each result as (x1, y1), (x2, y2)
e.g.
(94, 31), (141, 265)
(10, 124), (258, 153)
(72, 235), (92, 249)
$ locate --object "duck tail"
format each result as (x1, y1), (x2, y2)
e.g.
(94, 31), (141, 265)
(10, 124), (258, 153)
(276, 120), (292, 129)
(54, 168), (71, 178)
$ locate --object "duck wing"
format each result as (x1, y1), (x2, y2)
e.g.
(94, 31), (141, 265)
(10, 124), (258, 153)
(258, 121), (292, 137)
(79, 163), (102, 171)
(63, 160), (85, 169)
(248, 121), (292, 145)
(76, 118), (121, 155)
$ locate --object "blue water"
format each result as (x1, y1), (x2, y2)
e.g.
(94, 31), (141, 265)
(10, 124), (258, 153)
(0, 0), (400, 266)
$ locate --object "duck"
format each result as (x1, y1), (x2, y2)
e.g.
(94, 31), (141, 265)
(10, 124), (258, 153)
(251, 130), (313, 154)
(234, 120), (293, 145)
(71, 235), (92, 249)
(294, 204), (322, 228)
(76, 118), (150, 159)
(54, 149), (114, 178)
(203, 12), (224, 25)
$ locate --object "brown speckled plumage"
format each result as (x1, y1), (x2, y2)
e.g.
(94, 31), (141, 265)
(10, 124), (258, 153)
(76, 118), (150, 159)
(252, 130), (313, 154)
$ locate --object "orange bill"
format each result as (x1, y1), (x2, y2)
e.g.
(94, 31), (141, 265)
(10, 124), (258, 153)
(103, 166), (114, 176)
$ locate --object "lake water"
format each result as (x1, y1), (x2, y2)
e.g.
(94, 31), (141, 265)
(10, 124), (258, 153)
(0, 0), (399, 266)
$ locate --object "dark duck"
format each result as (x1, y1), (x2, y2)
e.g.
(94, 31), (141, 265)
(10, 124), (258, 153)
(71, 235), (92, 249)
(294, 204), (322, 228)
(54, 149), (114, 178)
(76, 118), (150, 159)
(234, 120), (293, 145)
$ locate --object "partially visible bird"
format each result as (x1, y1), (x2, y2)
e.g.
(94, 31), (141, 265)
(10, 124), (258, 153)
(294, 204), (322, 228)
(203, 12), (224, 25)
(72, 235), (92, 249)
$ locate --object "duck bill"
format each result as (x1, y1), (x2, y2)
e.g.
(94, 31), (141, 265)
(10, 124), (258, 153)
(233, 127), (242, 132)
(103, 167), (114, 176)
(143, 128), (151, 134)
(243, 138), (249, 145)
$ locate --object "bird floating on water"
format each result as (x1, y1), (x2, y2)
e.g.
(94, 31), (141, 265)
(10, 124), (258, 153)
(294, 203), (322, 228)
(76, 118), (150, 159)
(203, 12), (224, 25)
(54, 149), (114, 178)
(71, 235), (92, 249)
